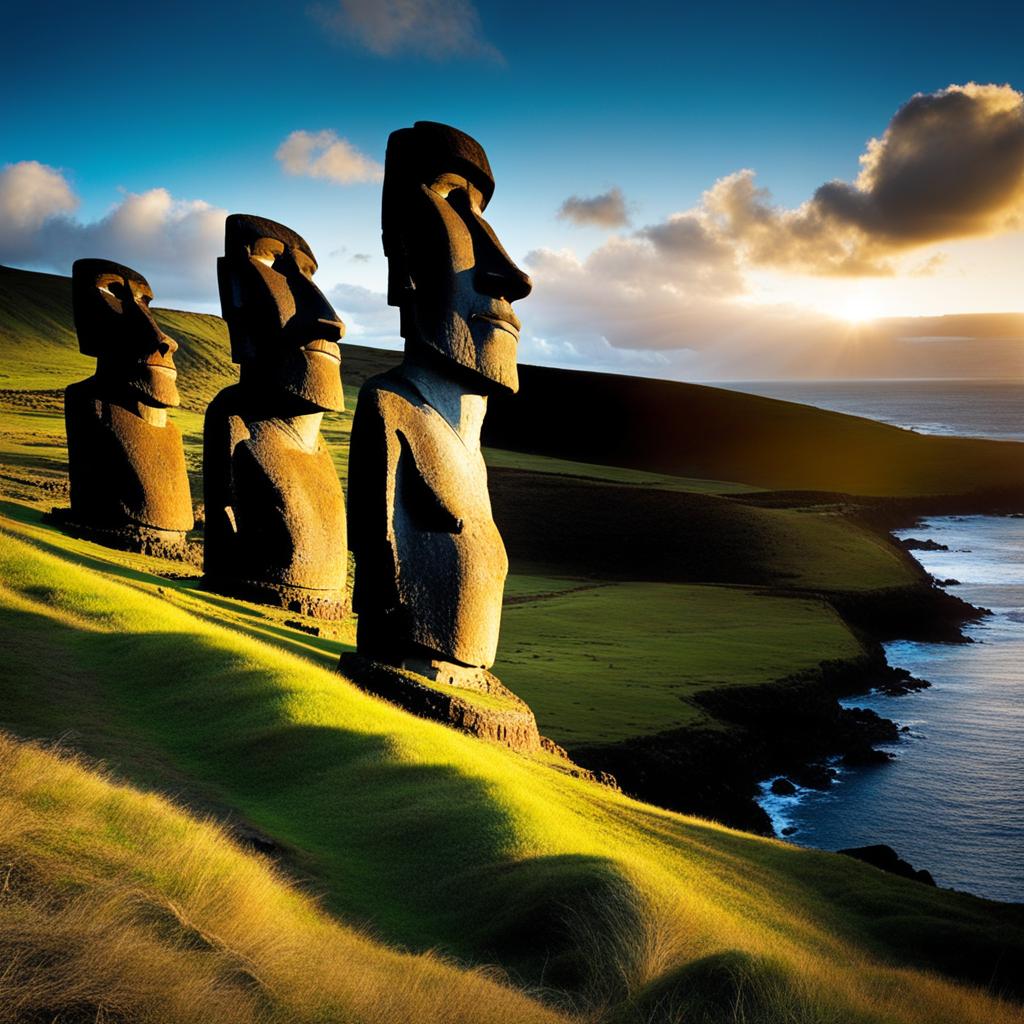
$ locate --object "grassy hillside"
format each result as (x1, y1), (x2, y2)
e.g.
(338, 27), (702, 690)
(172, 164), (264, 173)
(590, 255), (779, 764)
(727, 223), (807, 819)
(1, 514), (1022, 1024)
(0, 732), (562, 1024)
(485, 363), (1024, 498)
(498, 581), (862, 744)
(0, 262), (969, 799)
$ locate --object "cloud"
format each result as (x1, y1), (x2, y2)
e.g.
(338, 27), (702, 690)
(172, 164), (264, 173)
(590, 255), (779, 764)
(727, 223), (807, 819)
(0, 161), (78, 230)
(276, 130), (383, 185)
(512, 83), (1024, 378)
(696, 83), (1024, 275)
(0, 161), (225, 305)
(557, 187), (630, 228)
(311, 0), (502, 62)
(327, 282), (401, 346)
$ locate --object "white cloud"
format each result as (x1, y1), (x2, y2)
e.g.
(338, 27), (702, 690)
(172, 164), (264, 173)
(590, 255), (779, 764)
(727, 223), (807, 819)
(311, 0), (502, 62)
(0, 161), (78, 230)
(275, 130), (383, 185)
(327, 281), (401, 346)
(0, 162), (226, 305)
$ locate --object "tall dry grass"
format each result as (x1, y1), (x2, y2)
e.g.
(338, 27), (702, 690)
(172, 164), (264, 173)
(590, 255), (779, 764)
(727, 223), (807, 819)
(0, 732), (565, 1024)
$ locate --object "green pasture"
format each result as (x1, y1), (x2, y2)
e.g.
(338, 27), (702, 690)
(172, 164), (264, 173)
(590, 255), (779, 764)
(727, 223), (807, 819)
(498, 581), (863, 745)
(1, 517), (1021, 1024)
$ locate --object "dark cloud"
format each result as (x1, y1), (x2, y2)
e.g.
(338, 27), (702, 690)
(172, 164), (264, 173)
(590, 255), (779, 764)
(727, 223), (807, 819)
(557, 187), (630, 228)
(703, 83), (1024, 274)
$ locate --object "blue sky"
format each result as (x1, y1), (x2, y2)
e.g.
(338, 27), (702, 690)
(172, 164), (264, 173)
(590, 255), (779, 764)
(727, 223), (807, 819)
(3, 1), (1024, 378)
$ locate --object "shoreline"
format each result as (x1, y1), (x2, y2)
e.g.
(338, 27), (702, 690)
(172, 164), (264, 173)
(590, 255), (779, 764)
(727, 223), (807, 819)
(572, 504), (1005, 837)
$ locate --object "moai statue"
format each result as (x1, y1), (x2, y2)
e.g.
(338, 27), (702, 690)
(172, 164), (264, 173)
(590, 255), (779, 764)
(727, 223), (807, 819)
(203, 214), (348, 618)
(342, 121), (537, 747)
(63, 258), (193, 555)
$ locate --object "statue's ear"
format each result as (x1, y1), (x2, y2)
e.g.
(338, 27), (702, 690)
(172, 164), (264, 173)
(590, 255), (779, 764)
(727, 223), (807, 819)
(384, 233), (415, 308)
(217, 256), (249, 364)
(216, 256), (237, 315)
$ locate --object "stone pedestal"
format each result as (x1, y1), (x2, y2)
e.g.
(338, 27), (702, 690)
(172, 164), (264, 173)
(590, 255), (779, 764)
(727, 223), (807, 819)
(338, 652), (541, 752)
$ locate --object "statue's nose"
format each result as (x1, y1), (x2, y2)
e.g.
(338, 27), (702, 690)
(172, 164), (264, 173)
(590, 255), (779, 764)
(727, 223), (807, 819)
(476, 266), (532, 302)
(315, 317), (345, 342)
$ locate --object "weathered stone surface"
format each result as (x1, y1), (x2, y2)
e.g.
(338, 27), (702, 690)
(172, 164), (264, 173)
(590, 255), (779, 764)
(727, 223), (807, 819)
(63, 259), (193, 554)
(339, 652), (541, 752)
(204, 215), (347, 617)
(347, 122), (531, 681)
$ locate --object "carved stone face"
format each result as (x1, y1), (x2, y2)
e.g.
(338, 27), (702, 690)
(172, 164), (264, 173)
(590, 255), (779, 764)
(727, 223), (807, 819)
(384, 122), (532, 394)
(218, 214), (345, 412)
(72, 259), (180, 409)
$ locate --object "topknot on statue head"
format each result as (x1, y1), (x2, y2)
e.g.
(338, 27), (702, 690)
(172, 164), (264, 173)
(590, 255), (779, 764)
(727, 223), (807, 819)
(381, 121), (530, 395)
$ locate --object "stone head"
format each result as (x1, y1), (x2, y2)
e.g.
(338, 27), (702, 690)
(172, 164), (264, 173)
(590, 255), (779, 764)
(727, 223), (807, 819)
(218, 214), (345, 412)
(383, 121), (532, 394)
(72, 258), (181, 409)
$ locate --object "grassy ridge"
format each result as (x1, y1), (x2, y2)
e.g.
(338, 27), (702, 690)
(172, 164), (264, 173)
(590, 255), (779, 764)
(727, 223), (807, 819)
(1, 516), (1023, 1023)
(485, 363), (1024, 497)
(0, 262), (964, 792)
(2, 260), (1023, 1019)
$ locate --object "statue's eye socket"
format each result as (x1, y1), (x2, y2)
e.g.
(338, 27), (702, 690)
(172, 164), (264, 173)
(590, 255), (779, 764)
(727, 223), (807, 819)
(445, 187), (483, 220)
(252, 252), (278, 267)
(97, 277), (126, 311)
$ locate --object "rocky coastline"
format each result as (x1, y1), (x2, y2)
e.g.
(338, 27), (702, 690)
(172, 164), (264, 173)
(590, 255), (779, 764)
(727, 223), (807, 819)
(571, 511), (994, 837)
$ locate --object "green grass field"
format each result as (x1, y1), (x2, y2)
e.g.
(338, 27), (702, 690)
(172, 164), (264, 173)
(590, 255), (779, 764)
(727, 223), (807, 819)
(497, 581), (863, 744)
(0, 262), (949, 767)
(1, 516), (1022, 1023)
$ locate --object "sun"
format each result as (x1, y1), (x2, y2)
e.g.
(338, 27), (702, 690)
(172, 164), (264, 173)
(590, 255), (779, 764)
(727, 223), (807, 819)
(834, 287), (884, 324)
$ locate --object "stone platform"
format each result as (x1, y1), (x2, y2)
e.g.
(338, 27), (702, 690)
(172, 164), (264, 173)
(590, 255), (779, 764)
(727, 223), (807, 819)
(337, 652), (541, 753)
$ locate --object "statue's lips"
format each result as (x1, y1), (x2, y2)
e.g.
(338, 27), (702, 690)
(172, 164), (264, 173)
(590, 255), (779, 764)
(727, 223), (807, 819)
(303, 339), (342, 363)
(473, 313), (520, 340)
(141, 357), (177, 376)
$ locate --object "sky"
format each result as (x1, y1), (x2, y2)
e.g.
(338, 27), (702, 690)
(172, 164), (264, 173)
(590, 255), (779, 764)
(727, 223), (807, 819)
(2, 0), (1023, 380)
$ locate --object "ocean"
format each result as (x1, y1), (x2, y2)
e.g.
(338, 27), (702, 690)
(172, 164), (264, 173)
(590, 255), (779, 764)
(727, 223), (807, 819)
(715, 379), (1024, 442)
(740, 378), (1024, 902)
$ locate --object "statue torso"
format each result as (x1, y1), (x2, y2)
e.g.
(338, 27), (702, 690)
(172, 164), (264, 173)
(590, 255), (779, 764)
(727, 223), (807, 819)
(349, 370), (507, 668)
(65, 379), (193, 533)
(204, 385), (346, 593)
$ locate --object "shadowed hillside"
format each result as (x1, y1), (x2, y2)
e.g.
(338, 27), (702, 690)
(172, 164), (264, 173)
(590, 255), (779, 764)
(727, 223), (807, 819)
(7, 262), (1023, 501)
(484, 363), (1024, 498)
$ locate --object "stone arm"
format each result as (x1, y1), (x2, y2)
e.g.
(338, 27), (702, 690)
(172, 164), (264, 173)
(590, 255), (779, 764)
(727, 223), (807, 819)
(347, 386), (402, 623)
(64, 379), (96, 518)
(202, 386), (249, 580)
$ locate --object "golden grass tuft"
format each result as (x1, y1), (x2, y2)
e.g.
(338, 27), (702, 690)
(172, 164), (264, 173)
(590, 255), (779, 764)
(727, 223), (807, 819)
(0, 733), (565, 1024)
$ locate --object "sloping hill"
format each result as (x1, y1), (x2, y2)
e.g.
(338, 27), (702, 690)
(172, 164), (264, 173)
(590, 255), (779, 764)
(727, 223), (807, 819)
(6, 262), (1023, 500)
(1, 514), (1022, 1024)
(484, 363), (1024, 498)
(0, 264), (400, 410)
(0, 262), (985, 828)
(0, 731), (563, 1024)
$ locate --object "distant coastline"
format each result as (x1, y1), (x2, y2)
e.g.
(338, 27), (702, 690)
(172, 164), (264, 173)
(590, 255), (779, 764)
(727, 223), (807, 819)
(715, 379), (1024, 442)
